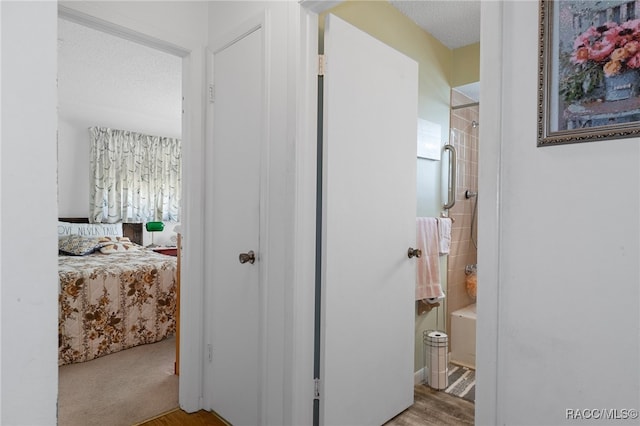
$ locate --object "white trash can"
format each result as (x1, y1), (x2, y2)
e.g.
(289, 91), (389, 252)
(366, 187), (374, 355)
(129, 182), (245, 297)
(423, 330), (448, 390)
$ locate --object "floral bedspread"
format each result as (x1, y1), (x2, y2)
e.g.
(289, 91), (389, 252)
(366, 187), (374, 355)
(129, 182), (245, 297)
(58, 249), (177, 365)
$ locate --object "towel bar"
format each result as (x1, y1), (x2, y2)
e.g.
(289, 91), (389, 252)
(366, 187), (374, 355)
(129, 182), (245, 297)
(439, 213), (455, 223)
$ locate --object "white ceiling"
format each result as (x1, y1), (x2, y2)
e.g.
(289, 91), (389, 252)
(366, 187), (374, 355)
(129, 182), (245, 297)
(389, 0), (481, 50)
(389, 0), (481, 101)
(453, 82), (480, 103)
(57, 18), (182, 125)
(58, 2), (480, 111)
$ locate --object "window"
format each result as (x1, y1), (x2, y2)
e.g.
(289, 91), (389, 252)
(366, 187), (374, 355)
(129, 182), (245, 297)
(90, 127), (181, 223)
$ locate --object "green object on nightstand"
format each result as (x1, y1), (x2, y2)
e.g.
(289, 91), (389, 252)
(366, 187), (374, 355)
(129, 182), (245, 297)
(145, 221), (165, 247)
(145, 221), (165, 232)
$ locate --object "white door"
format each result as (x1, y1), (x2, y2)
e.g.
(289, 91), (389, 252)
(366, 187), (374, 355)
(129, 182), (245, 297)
(208, 25), (263, 426)
(320, 15), (418, 425)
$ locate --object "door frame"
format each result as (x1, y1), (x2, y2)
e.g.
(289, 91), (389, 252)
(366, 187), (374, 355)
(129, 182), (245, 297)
(294, 1), (503, 425)
(474, 2), (502, 424)
(287, 3), (323, 424)
(56, 4), (205, 414)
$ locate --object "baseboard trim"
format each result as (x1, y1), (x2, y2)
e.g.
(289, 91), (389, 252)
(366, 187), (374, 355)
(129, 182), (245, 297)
(414, 367), (426, 385)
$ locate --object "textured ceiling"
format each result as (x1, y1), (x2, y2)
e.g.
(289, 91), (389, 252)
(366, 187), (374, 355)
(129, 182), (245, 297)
(389, 0), (481, 99)
(389, 0), (481, 50)
(58, 18), (182, 128)
(453, 82), (480, 103)
(58, 3), (479, 117)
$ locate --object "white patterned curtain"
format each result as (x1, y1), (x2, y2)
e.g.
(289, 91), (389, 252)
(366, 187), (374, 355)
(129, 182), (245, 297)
(89, 127), (181, 223)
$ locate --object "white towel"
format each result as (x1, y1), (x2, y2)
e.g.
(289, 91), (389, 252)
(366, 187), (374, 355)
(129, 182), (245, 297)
(437, 217), (452, 255)
(415, 217), (444, 301)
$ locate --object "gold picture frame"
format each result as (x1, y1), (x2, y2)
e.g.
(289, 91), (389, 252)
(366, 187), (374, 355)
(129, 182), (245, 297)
(538, 0), (640, 146)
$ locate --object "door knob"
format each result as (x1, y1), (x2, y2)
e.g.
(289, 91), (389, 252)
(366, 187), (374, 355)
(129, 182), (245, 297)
(407, 247), (422, 259)
(239, 250), (256, 264)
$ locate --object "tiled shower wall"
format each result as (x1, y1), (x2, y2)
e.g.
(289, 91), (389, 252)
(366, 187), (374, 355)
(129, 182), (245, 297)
(446, 89), (479, 341)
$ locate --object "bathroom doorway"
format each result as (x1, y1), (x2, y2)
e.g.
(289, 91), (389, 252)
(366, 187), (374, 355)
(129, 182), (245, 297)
(447, 85), (479, 349)
(384, 84), (480, 426)
(445, 84), (479, 401)
(314, 1), (481, 423)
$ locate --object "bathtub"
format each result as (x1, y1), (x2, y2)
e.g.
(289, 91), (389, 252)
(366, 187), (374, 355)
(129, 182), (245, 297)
(450, 303), (476, 368)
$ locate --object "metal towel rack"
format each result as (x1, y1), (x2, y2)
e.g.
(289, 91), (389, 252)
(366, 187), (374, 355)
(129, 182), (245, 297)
(443, 144), (456, 210)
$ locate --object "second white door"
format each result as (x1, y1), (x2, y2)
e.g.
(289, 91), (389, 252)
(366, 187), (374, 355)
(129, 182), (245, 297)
(320, 14), (419, 426)
(208, 24), (264, 426)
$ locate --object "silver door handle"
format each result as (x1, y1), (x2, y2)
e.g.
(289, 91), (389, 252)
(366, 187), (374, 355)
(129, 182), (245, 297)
(239, 250), (256, 264)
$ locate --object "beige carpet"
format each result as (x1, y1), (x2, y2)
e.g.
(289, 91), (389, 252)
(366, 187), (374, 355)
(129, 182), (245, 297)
(58, 337), (178, 426)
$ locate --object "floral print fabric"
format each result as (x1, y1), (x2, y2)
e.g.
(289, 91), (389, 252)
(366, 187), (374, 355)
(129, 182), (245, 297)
(58, 249), (177, 365)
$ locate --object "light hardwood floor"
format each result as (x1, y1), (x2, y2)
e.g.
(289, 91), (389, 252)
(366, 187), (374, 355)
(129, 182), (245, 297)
(385, 385), (475, 426)
(138, 385), (473, 426)
(135, 408), (228, 426)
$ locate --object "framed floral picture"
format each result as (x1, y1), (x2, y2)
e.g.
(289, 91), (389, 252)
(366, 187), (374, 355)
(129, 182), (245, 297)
(538, 0), (640, 146)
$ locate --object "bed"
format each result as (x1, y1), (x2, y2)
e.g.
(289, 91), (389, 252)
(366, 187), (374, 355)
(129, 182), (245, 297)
(58, 218), (177, 366)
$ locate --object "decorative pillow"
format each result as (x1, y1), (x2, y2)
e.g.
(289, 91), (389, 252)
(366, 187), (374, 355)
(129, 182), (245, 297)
(58, 235), (104, 256)
(58, 221), (123, 238)
(98, 237), (141, 254)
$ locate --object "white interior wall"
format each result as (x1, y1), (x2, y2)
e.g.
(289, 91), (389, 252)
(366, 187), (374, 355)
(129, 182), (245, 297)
(479, 1), (640, 424)
(1, 2), (59, 424)
(10, 1), (638, 425)
(57, 18), (182, 218)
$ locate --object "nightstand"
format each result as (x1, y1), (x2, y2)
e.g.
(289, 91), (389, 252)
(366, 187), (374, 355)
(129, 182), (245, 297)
(152, 240), (180, 375)
(151, 247), (178, 257)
